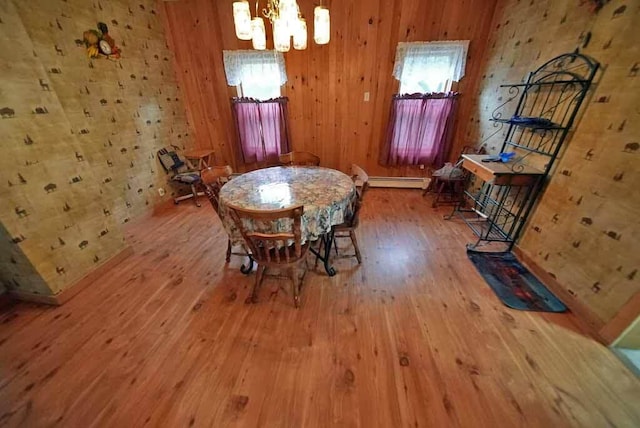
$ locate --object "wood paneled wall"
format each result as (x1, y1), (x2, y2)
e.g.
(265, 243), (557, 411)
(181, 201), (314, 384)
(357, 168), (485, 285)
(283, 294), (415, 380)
(160, 0), (498, 175)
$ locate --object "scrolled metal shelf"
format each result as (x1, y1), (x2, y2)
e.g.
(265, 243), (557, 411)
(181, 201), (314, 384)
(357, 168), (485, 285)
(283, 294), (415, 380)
(489, 117), (565, 130)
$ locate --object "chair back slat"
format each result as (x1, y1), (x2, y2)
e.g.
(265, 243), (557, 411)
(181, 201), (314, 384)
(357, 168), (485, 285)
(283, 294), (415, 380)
(226, 204), (305, 266)
(279, 151), (320, 166)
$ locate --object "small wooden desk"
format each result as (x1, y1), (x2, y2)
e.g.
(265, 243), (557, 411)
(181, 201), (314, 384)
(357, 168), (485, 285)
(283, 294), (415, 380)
(461, 154), (543, 186)
(184, 149), (215, 170)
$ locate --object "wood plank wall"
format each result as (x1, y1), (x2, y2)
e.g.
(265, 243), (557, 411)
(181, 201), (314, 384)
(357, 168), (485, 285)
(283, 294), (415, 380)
(160, 0), (498, 175)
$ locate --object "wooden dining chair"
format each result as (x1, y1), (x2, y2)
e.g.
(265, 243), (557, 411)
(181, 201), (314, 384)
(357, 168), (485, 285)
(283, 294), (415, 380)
(226, 204), (309, 307)
(201, 165), (247, 263)
(317, 164), (369, 265)
(279, 151), (320, 166)
(350, 163), (370, 202)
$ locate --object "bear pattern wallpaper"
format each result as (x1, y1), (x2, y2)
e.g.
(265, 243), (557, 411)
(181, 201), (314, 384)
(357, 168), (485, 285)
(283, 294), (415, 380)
(465, 0), (639, 325)
(0, 0), (194, 296)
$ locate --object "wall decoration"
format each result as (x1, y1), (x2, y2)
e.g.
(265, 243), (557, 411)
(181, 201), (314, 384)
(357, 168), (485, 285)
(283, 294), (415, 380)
(82, 22), (121, 59)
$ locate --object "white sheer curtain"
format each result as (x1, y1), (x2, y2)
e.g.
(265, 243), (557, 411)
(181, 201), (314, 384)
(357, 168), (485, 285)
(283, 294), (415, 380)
(393, 41), (469, 94)
(223, 50), (287, 99)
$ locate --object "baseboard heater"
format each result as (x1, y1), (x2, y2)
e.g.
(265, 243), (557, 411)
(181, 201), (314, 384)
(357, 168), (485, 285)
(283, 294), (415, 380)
(369, 176), (430, 189)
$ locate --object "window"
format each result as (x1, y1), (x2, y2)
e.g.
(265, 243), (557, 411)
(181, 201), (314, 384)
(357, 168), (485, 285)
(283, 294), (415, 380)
(223, 50), (286, 100)
(393, 41), (469, 94)
(223, 51), (290, 164)
(380, 41), (468, 166)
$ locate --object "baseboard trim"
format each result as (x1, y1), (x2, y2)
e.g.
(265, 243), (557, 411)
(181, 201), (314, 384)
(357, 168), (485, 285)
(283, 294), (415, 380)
(600, 292), (640, 345)
(512, 246), (607, 343)
(9, 246), (134, 306)
(369, 176), (431, 189)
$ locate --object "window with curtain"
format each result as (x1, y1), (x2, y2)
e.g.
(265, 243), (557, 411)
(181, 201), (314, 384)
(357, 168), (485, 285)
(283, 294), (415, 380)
(380, 41), (468, 167)
(223, 50), (286, 100)
(393, 41), (469, 94)
(224, 51), (290, 164)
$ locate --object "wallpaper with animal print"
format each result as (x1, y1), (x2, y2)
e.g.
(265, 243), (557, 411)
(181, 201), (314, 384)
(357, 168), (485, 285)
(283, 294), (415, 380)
(0, 0), (194, 296)
(465, 0), (639, 325)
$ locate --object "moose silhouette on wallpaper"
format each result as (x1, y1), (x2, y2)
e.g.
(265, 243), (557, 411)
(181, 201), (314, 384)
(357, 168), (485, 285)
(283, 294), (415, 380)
(33, 106), (48, 114)
(70, 176), (83, 183)
(580, 217), (593, 226)
(39, 79), (50, 91)
(623, 142), (639, 152)
(604, 230), (622, 241)
(15, 207), (28, 218)
(11, 235), (26, 244)
(24, 135), (34, 145)
(44, 183), (57, 193)
(56, 266), (65, 275)
(79, 240), (89, 250)
(1, 107), (15, 118)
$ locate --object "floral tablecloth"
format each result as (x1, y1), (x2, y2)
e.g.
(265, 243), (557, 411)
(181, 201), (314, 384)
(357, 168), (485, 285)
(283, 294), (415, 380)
(219, 166), (356, 246)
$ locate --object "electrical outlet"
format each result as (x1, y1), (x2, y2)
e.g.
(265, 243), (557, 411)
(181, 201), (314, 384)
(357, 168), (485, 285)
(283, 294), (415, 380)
(364, 91), (370, 102)
(158, 187), (166, 196)
(419, 164), (425, 170)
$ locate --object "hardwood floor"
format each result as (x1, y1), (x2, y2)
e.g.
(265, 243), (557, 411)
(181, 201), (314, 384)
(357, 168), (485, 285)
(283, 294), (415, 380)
(1, 189), (639, 427)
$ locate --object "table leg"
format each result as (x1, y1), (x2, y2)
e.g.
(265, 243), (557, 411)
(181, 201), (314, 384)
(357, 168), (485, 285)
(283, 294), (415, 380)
(310, 231), (337, 276)
(240, 255), (254, 274)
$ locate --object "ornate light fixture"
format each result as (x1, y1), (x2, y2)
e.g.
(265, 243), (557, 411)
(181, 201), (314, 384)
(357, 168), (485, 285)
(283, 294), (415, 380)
(233, 1), (330, 52)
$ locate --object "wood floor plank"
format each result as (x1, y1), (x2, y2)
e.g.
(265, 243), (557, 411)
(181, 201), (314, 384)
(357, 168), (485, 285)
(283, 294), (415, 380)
(0, 189), (638, 427)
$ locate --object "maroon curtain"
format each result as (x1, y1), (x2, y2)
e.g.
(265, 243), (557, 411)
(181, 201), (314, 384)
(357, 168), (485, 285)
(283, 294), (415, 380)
(231, 97), (291, 164)
(380, 92), (459, 167)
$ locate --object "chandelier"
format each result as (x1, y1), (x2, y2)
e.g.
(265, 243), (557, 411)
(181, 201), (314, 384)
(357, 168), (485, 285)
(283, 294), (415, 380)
(233, 0), (330, 52)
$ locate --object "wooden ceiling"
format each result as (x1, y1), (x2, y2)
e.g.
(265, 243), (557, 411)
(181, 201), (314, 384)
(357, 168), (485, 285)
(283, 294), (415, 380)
(160, 0), (499, 175)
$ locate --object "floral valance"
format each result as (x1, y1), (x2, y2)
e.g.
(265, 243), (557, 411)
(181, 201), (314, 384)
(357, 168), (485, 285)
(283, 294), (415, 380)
(223, 50), (287, 87)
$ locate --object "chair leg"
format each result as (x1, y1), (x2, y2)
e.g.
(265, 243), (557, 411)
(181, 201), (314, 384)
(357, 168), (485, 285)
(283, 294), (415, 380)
(226, 239), (232, 263)
(432, 179), (446, 208)
(334, 235), (339, 255)
(349, 230), (362, 264)
(247, 264), (265, 304)
(191, 184), (201, 207)
(289, 267), (300, 308)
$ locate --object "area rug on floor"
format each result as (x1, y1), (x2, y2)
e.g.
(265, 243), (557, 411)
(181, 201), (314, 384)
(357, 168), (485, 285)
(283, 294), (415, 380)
(467, 250), (567, 312)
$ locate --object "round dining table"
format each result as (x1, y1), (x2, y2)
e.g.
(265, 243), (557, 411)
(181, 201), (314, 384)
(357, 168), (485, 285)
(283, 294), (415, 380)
(218, 166), (357, 276)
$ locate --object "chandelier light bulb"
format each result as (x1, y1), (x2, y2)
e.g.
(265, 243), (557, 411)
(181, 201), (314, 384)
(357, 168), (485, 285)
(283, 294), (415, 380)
(232, 1), (252, 40)
(273, 18), (291, 52)
(314, 6), (330, 45)
(251, 17), (267, 50)
(293, 18), (307, 50)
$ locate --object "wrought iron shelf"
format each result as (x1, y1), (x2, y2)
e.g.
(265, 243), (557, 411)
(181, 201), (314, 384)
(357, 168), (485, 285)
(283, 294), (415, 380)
(453, 209), (510, 242)
(489, 118), (565, 130)
(448, 52), (599, 251)
(499, 79), (591, 88)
